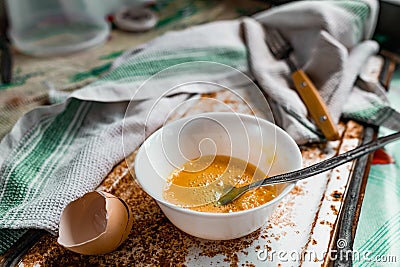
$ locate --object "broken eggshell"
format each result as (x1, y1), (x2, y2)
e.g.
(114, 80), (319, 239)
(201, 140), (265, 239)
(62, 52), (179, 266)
(57, 191), (133, 255)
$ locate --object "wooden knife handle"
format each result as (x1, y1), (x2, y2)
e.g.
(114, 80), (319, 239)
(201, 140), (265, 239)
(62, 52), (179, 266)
(292, 69), (340, 141)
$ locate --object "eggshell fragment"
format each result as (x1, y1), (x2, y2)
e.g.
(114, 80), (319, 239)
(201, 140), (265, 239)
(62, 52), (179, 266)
(57, 191), (133, 255)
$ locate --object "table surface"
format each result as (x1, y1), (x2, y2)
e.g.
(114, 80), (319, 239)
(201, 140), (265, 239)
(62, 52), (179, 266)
(9, 89), (364, 266)
(0, 1), (385, 266)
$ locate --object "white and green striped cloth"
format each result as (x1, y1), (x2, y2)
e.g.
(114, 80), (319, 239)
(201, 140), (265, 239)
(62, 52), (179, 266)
(1, 0), (399, 257)
(353, 71), (400, 267)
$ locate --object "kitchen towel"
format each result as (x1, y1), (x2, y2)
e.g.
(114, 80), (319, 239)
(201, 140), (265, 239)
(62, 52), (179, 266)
(1, 0), (399, 255)
(353, 71), (400, 267)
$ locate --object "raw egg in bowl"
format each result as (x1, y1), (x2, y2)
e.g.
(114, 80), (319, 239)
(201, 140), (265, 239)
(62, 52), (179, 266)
(134, 112), (302, 240)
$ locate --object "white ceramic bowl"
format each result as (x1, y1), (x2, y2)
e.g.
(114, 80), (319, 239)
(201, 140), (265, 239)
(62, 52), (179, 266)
(134, 112), (302, 240)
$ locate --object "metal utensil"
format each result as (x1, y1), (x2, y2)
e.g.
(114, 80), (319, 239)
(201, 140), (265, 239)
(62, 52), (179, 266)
(0, 38), (12, 84)
(0, 0), (12, 84)
(264, 26), (340, 141)
(217, 130), (400, 206)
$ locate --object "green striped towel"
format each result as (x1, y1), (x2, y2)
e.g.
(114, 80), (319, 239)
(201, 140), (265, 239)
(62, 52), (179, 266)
(353, 71), (400, 266)
(1, 0), (399, 258)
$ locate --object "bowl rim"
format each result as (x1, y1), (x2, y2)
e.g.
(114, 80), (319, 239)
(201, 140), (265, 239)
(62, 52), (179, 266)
(134, 112), (302, 217)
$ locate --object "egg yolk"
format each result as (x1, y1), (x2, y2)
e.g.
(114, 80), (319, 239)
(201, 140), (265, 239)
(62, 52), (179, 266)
(163, 155), (277, 213)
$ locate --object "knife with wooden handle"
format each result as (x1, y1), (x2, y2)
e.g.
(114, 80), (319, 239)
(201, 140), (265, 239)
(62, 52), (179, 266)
(292, 69), (340, 141)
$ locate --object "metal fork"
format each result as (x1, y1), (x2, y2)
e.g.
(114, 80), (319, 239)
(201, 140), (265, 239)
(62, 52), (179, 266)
(264, 26), (340, 141)
(217, 130), (400, 205)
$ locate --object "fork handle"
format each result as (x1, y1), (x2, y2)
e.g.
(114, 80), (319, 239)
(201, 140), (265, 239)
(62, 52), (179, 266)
(262, 130), (400, 186)
(292, 69), (340, 141)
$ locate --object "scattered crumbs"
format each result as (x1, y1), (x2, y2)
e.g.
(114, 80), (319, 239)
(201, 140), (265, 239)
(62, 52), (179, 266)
(291, 185), (304, 196)
(314, 257), (319, 262)
(255, 245), (260, 250)
(330, 191), (343, 201)
(319, 220), (334, 228)
(343, 121), (363, 139)
(19, 151), (263, 266)
(266, 195), (296, 230)
(312, 239), (317, 245)
(295, 230), (300, 234)
(202, 92), (217, 98)
(263, 245), (272, 252)
(19, 121), (361, 266)
(278, 264), (282, 267)
(330, 205), (339, 215)
(223, 99), (238, 104)
(20, 169), (192, 266)
(198, 229), (261, 266)
(231, 254), (239, 267)
(336, 176), (340, 180)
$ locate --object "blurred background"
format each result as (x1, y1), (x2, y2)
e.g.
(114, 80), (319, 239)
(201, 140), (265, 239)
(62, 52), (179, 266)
(1, 0), (399, 58)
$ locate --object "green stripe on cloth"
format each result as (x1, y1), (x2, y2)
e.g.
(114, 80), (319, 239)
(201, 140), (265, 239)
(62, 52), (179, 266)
(0, 119), (54, 205)
(371, 231), (400, 264)
(355, 213), (400, 267)
(336, 0), (370, 41)
(99, 47), (248, 82)
(344, 102), (392, 125)
(336, 1), (369, 22)
(343, 103), (400, 132)
(0, 99), (91, 253)
(357, 213), (400, 252)
(354, 180), (400, 266)
(0, 100), (86, 212)
(0, 229), (27, 254)
(17, 102), (92, 208)
(368, 172), (400, 196)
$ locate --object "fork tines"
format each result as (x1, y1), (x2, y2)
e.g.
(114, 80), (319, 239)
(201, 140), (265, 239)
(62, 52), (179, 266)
(264, 26), (293, 60)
